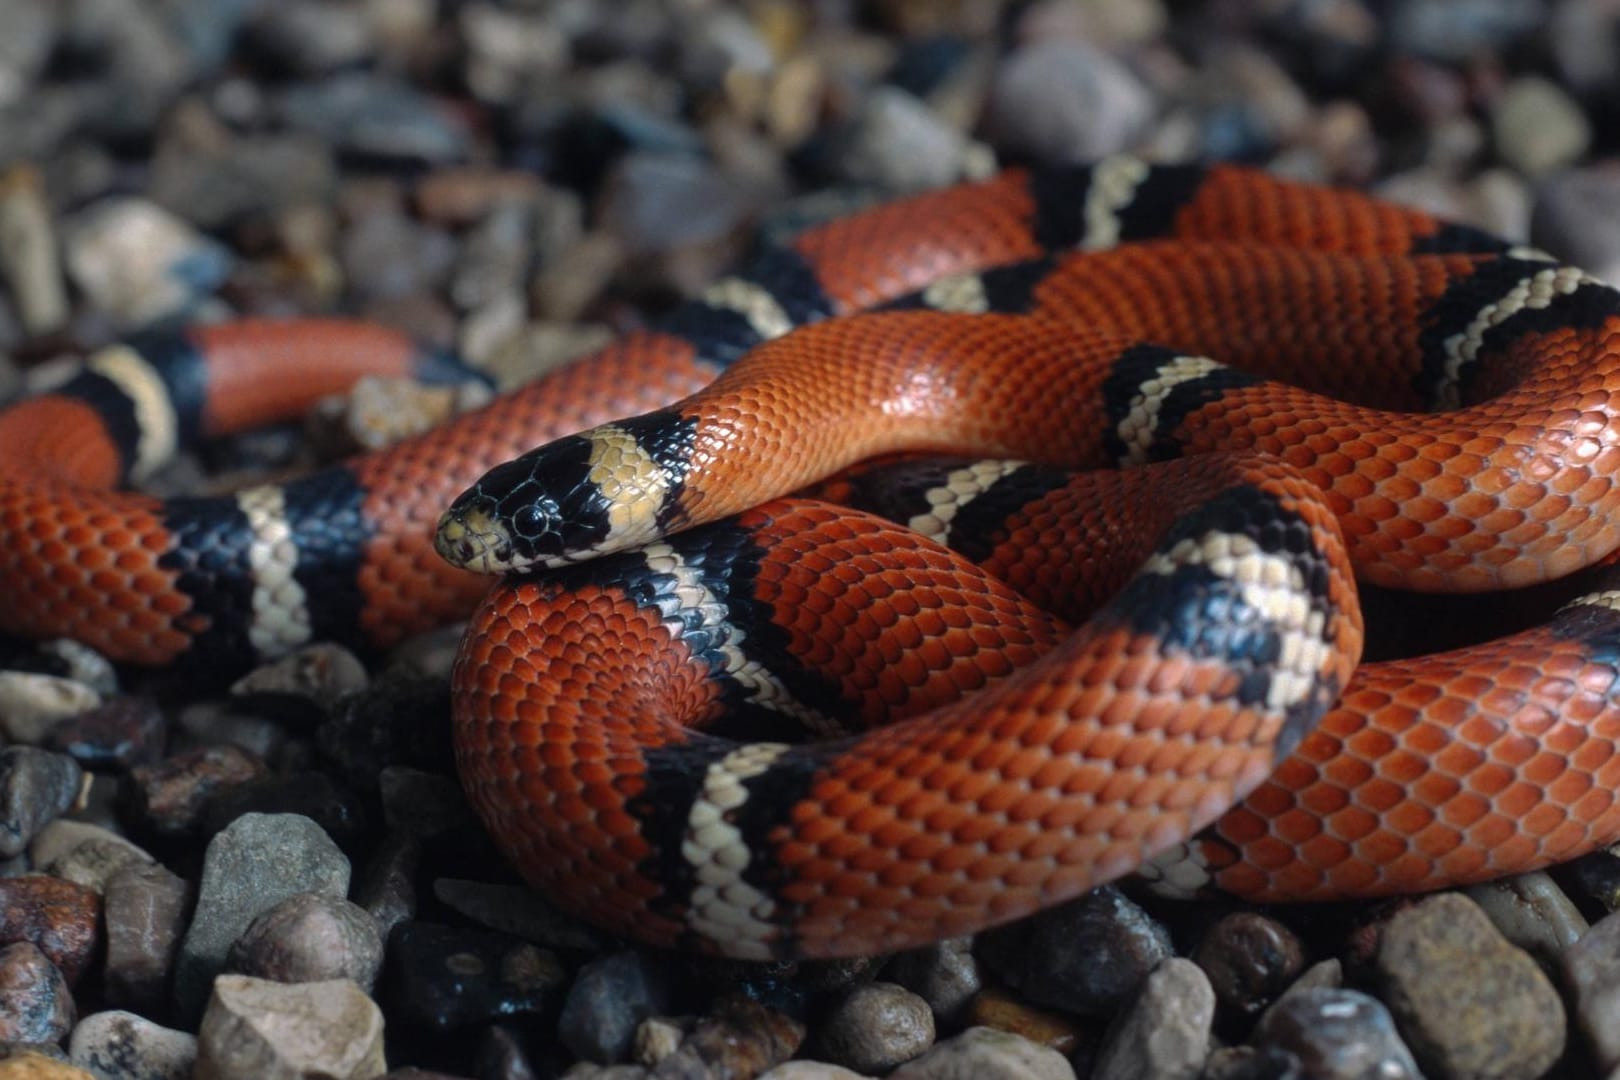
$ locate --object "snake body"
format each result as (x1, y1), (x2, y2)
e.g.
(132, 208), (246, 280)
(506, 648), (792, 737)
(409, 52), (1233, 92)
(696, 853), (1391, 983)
(7, 158), (1620, 959)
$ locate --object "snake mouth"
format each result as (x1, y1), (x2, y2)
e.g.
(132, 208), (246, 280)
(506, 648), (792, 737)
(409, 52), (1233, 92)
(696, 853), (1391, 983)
(434, 506), (518, 573)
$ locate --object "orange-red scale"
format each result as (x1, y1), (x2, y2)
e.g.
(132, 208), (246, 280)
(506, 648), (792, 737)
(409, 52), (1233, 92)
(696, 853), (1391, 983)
(8, 163), (1620, 954)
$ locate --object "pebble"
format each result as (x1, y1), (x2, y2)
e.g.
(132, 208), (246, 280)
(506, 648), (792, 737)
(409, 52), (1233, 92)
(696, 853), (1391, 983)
(597, 152), (756, 256)
(1191, 911), (1307, 1018)
(226, 892), (384, 991)
(0, 877), (99, 987)
(557, 950), (674, 1064)
(0, 673), (102, 746)
(0, 1055), (95, 1079)
(241, 0), (374, 76)
(68, 1010), (196, 1080)
(43, 698), (165, 772)
(172, 703), (287, 764)
(0, 166), (67, 336)
(884, 938), (981, 1025)
(316, 673), (454, 790)
(1090, 958), (1213, 1080)
(35, 644), (116, 700)
(0, 943), (74, 1044)
(963, 989), (1084, 1055)
(102, 863), (190, 1014)
(280, 73), (470, 165)
(1466, 872), (1589, 976)
(230, 643), (369, 716)
(29, 820), (154, 893)
(1490, 75), (1591, 176)
(976, 885), (1173, 1014)
(1252, 988), (1421, 1080)
(1387, 0), (1547, 62)
(339, 206), (457, 304)
(1531, 161), (1620, 283)
(647, 995), (804, 1079)
(632, 1015), (686, 1065)
(833, 87), (992, 192)
(173, 812), (352, 1023)
(385, 921), (567, 1035)
(0, 749), (83, 859)
(125, 744), (267, 840)
(982, 40), (1153, 164)
(458, 3), (568, 107)
(194, 975), (385, 1080)
(1562, 908), (1620, 1073)
(196, 771), (369, 851)
(1375, 892), (1565, 1080)
(61, 198), (232, 327)
(147, 123), (336, 233)
(758, 1064), (868, 1080)
(817, 982), (934, 1074)
(430, 878), (602, 951)
(352, 832), (418, 940)
(888, 1026), (1074, 1080)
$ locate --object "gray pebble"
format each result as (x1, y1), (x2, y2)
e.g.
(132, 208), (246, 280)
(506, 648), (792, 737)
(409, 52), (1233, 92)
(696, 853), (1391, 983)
(1091, 957), (1212, 1080)
(339, 205), (456, 304)
(834, 88), (992, 193)
(226, 892), (383, 992)
(173, 812), (351, 1023)
(1254, 988), (1421, 1080)
(884, 937), (981, 1024)
(983, 40), (1153, 164)
(1532, 162), (1620, 283)
(459, 3), (568, 107)
(103, 862), (190, 1014)
(174, 702), (286, 764)
(195, 975), (385, 1080)
(0, 671), (102, 746)
(0, 941), (74, 1044)
(280, 73), (470, 164)
(758, 1063), (870, 1079)
(598, 152), (757, 254)
(559, 950), (675, 1065)
(29, 820), (153, 893)
(1466, 871), (1589, 976)
(230, 643), (369, 715)
(818, 982), (934, 1074)
(1388, 0), (1547, 62)
(0, 1), (54, 111)
(69, 1010), (196, 1080)
(888, 1026), (1075, 1080)
(1562, 908), (1620, 1073)
(1376, 892), (1564, 1080)
(977, 885), (1173, 1014)
(147, 127), (337, 233)
(0, 747), (82, 858)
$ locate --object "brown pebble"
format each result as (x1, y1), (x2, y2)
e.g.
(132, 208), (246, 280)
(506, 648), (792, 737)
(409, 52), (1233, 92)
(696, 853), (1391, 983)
(126, 745), (267, 838)
(1193, 912), (1306, 1018)
(0, 876), (99, 987)
(966, 987), (1084, 1055)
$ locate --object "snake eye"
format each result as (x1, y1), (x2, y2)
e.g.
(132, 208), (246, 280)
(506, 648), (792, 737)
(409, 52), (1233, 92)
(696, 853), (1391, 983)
(510, 502), (553, 543)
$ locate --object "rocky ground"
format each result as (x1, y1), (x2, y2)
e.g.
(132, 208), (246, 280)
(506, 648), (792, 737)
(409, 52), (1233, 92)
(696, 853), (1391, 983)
(1, 0), (1620, 1077)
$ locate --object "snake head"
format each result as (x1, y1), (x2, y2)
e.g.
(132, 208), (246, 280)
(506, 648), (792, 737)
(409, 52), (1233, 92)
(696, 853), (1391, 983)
(435, 436), (612, 573)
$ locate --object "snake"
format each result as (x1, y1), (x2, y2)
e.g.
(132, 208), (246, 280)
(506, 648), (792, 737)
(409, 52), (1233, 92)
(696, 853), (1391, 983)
(6, 156), (1620, 961)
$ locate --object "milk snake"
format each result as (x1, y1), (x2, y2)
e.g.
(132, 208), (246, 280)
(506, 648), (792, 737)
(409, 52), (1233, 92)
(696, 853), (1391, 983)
(6, 157), (1620, 960)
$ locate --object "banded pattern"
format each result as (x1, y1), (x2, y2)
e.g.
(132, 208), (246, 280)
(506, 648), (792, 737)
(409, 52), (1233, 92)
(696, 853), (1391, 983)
(7, 158), (1620, 957)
